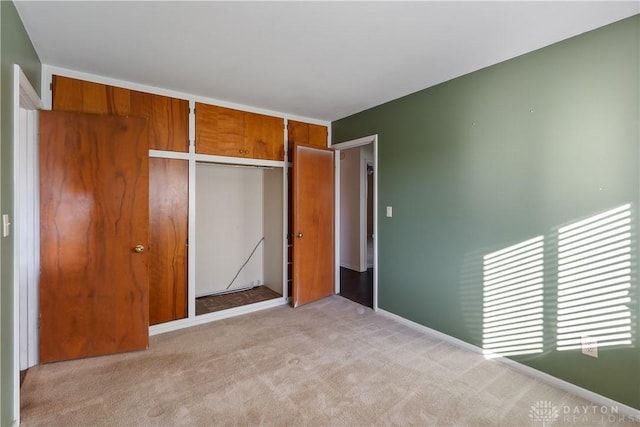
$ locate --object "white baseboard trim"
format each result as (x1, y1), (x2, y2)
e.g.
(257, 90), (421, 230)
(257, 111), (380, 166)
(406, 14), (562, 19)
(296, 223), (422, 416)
(377, 308), (640, 419)
(149, 297), (289, 336)
(340, 263), (366, 272)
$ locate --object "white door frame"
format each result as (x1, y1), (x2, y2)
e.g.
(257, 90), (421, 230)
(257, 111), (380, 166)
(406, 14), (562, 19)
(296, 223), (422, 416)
(332, 135), (378, 310)
(13, 64), (42, 424)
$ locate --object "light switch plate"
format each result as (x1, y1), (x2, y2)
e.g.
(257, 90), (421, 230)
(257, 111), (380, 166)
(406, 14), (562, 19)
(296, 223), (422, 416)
(2, 214), (10, 237)
(386, 206), (393, 218)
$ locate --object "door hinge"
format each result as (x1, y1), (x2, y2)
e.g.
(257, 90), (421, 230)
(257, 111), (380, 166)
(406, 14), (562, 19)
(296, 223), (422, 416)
(50, 82), (53, 91)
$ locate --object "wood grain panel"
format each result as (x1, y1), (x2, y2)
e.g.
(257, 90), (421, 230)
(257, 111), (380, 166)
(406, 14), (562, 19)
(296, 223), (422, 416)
(39, 111), (149, 363)
(52, 75), (130, 115)
(53, 76), (188, 152)
(51, 75), (83, 112)
(195, 103), (245, 156)
(287, 120), (328, 158)
(82, 79), (130, 115)
(292, 143), (335, 307)
(131, 91), (189, 152)
(288, 120), (309, 144)
(245, 112), (284, 160)
(149, 158), (189, 325)
(287, 120), (309, 155)
(308, 123), (328, 147)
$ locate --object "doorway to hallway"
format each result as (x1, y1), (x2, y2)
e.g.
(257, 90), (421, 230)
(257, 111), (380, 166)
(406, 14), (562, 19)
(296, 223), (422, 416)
(334, 138), (376, 309)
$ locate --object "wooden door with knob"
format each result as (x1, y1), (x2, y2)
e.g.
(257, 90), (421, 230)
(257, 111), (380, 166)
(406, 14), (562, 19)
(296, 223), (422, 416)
(292, 142), (335, 307)
(39, 111), (150, 363)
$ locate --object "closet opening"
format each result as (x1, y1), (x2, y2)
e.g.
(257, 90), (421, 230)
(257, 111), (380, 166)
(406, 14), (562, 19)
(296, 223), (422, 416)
(194, 162), (284, 315)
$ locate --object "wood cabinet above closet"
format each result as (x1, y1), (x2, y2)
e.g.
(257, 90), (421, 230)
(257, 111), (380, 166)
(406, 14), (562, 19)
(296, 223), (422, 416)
(287, 120), (328, 152)
(195, 102), (284, 161)
(52, 75), (189, 152)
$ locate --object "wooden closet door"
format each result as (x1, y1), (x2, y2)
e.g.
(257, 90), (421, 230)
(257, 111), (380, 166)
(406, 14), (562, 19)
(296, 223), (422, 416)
(39, 111), (150, 363)
(292, 142), (335, 307)
(149, 158), (189, 324)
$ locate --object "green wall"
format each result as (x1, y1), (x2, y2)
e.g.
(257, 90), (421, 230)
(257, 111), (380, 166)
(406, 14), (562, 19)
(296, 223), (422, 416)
(333, 16), (640, 409)
(0, 1), (41, 425)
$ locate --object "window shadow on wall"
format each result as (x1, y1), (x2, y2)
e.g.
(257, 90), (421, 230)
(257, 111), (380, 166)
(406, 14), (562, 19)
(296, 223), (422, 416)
(479, 204), (636, 358)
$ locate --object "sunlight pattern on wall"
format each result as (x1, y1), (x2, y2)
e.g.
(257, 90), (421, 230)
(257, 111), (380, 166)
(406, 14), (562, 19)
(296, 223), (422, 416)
(482, 236), (545, 357)
(556, 204), (633, 351)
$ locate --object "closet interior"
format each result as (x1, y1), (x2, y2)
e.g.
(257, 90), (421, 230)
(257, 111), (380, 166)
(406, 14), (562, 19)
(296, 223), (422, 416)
(195, 163), (283, 315)
(48, 73), (328, 329)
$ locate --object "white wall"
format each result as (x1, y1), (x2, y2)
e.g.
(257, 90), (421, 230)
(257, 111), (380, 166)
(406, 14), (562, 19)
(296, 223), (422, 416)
(339, 147), (362, 271)
(195, 163), (264, 296)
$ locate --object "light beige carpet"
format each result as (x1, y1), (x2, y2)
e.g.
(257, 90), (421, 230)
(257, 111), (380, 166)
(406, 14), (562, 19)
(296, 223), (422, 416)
(20, 296), (637, 426)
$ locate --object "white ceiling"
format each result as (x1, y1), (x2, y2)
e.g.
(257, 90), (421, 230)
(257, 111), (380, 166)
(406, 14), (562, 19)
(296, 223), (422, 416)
(14, 1), (639, 122)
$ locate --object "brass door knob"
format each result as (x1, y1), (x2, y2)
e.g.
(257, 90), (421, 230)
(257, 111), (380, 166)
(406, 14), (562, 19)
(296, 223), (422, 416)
(133, 244), (145, 253)
(296, 233), (303, 238)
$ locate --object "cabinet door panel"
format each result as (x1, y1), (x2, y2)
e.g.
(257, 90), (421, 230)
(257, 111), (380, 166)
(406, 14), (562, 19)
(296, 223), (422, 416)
(52, 75), (130, 115)
(53, 76), (188, 153)
(287, 120), (309, 155)
(287, 120), (309, 144)
(288, 120), (328, 157)
(52, 75), (83, 112)
(195, 103), (245, 157)
(131, 91), (189, 152)
(245, 112), (284, 161)
(308, 123), (328, 147)
(149, 158), (189, 325)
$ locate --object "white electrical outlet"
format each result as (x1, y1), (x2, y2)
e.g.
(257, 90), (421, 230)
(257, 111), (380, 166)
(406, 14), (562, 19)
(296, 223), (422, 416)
(581, 336), (598, 358)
